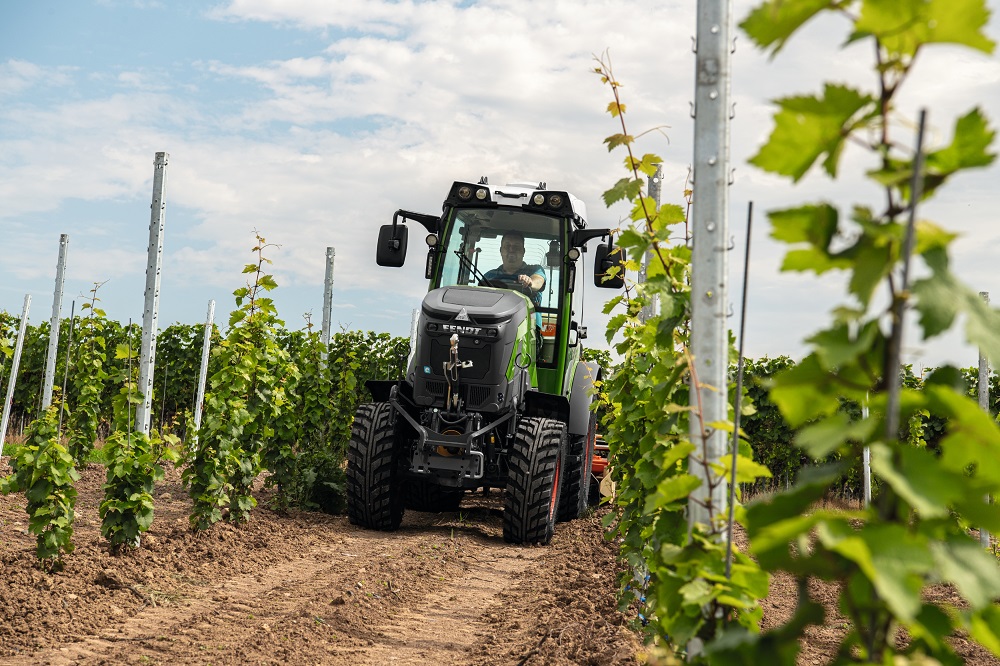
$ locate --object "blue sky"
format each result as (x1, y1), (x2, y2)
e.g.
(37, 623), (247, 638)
(2, 0), (999, 372)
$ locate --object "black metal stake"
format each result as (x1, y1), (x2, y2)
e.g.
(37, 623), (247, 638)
(725, 201), (753, 580)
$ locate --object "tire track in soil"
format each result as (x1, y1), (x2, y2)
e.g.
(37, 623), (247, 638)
(11, 509), (540, 666)
(331, 552), (540, 665)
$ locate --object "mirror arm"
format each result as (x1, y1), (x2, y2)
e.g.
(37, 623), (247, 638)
(571, 228), (613, 247)
(394, 209), (440, 235)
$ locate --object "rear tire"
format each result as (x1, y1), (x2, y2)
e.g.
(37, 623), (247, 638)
(557, 412), (596, 522)
(403, 480), (464, 512)
(503, 417), (566, 545)
(346, 402), (404, 530)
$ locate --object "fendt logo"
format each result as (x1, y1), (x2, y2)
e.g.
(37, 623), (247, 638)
(442, 324), (483, 336)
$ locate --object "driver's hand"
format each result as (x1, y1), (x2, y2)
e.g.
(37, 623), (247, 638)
(518, 275), (531, 289)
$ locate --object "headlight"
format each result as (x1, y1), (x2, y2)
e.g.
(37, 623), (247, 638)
(548, 194), (563, 208)
(532, 193), (545, 205)
(567, 247), (581, 261)
(475, 188), (488, 200)
(426, 234), (438, 247)
(457, 186), (472, 200)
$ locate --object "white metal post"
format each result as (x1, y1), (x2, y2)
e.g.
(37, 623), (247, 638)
(979, 291), (992, 548)
(191, 299), (215, 449)
(321, 247), (336, 360)
(1, 295), (32, 458)
(136, 152), (169, 436)
(42, 234), (70, 410)
(688, 0), (732, 530)
(639, 165), (663, 324)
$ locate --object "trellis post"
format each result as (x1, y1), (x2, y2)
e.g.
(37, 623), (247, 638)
(42, 234), (70, 410)
(688, 0), (732, 530)
(136, 152), (169, 436)
(1, 295), (32, 457)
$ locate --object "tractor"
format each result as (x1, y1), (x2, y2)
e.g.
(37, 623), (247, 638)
(348, 178), (622, 544)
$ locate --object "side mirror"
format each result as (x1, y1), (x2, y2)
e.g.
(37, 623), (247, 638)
(594, 241), (624, 289)
(376, 224), (408, 267)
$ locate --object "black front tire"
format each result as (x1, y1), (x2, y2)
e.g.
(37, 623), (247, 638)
(346, 402), (405, 530)
(503, 417), (566, 545)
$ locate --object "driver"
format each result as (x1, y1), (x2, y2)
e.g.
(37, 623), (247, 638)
(483, 231), (545, 297)
(482, 231), (545, 329)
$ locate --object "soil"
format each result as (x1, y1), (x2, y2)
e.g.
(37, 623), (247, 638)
(1, 461), (996, 665)
(0, 460), (641, 666)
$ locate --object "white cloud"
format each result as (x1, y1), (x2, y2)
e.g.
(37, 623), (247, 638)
(0, 59), (76, 97)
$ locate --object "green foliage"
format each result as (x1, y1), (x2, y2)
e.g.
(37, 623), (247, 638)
(740, 357), (801, 493)
(0, 406), (80, 570)
(98, 342), (180, 552)
(67, 285), (109, 465)
(153, 321), (221, 435)
(266, 321), (407, 513)
(593, 52), (770, 657)
(185, 234), (291, 530)
(724, 2), (1000, 662)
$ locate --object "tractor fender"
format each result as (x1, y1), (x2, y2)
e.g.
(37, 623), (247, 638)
(568, 361), (601, 437)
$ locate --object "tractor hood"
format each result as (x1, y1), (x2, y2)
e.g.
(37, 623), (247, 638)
(421, 286), (529, 325)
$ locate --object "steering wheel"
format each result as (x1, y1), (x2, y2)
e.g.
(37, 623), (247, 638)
(479, 275), (533, 296)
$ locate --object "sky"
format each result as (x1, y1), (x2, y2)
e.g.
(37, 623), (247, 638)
(1, 0), (999, 373)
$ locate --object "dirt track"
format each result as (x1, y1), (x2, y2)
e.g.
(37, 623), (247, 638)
(4, 461), (996, 665)
(0, 462), (642, 665)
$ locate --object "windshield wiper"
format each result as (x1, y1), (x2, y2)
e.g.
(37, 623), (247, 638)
(455, 246), (491, 286)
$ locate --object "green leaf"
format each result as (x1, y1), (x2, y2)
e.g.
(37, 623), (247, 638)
(606, 101), (626, 118)
(855, 524), (935, 622)
(750, 84), (875, 181)
(637, 153), (663, 177)
(930, 538), (1000, 610)
(780, 248), (851, 274)
(968, 605), (1000, 657)
(856, 0), (995, 58)
(728, 454), (773, 484)
(645, 474), (701, 511)
(769, 203), (839, 247)
(796, 412), (877, 459)
(870, 443), (953, 518)
(740, 0), (838, 56)
(924, 107), (996, 178)
(768, 354), (844, 427)
(912, 248), (1000, 358)
(602, 177), (643, 207)
(603, 134), (634, 151)
(259, 274), (279, 291)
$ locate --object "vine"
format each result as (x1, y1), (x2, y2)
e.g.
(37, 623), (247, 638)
(98, 342), (179, 552)
(67, 283), (109, 465)
(721, 1), (1000, 662)
(594, 52), (770, 658)
(0, 406), (79, 570)
(184, 234), (291, 529)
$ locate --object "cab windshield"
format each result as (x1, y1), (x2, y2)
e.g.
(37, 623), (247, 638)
(438, 208), (564, 357)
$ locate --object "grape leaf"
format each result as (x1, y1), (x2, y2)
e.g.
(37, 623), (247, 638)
(750, 85), (875, 181)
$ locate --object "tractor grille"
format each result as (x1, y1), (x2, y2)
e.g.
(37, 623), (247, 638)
(428, 339), (492, 380)
(466, 385), (493, 410)
(424, 380), (446, 396)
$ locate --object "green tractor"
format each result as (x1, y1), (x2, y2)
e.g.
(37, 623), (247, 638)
(349, 178), (622, 544)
